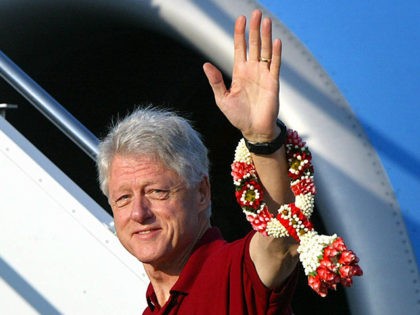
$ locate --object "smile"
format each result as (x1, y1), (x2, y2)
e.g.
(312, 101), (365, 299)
(133, 228), (161, 238)
(138, 230), (154, 235)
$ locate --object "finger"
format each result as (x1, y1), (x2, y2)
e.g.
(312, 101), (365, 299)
(234, 15), (247, 63)
(270, 38), (282, 79)
(248, 9), (262, 62)
(203, 62), (227, 105)
(260, 17), (272, 63)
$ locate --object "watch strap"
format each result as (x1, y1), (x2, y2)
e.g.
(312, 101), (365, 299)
(244, 119), (287, 155)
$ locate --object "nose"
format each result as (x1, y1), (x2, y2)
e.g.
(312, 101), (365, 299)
(130, 194), (153, 223)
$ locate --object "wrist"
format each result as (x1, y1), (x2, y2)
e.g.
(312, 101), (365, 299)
(243, 119), (287, 155)
(242, 125), (281, 143)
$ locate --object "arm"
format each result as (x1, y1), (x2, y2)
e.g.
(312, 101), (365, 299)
(203, 9), (298, 289)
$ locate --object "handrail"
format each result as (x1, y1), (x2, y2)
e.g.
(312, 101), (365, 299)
(0, 50), (99, 160)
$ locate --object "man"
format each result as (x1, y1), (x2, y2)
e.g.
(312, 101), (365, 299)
(97, 9), (299, 314)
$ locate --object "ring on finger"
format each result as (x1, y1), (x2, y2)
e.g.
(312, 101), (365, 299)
(260, 57), (271, 63)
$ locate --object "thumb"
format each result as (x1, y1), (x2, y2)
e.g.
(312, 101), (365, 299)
(203, 62), (227, 104)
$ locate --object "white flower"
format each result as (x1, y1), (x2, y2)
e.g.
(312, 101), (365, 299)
(298, 232), (338, 275)
(234, 139), (252, 163)
(295, 193), (315, 218)
(266, 218), (289, 238)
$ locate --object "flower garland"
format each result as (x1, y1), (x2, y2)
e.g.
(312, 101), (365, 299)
(231, 129), (363, 297)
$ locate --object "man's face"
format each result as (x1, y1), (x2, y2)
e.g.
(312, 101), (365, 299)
(108, 154), (209, 270)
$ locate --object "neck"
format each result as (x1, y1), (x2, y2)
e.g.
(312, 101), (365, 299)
(144, 220), (211, 307)
(146, 270), (179, 307)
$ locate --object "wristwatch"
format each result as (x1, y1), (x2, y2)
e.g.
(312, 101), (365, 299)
(244, 119), (288, 155)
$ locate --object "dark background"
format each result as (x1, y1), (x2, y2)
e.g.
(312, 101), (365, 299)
(0, 2), (349, 314)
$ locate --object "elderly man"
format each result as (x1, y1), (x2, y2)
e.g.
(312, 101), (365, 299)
(97, 9), (299, 314)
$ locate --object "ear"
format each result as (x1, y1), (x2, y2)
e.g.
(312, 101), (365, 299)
(197, 175), (211, 212)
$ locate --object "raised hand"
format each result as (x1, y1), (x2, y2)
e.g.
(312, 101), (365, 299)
(203, 9), (282, 143)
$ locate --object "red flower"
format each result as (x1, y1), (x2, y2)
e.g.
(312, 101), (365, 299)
(307, 238), (363, 297)
(339, 265), (353, 278)
(323, 245), (339, 259)
(339, 264), (363, 287)
(339, 250), (359, 265)
(319, 257), (337, 273)
(317, 266), (340, 284)
(231, 161), (254, 182)
(291, 177), (316, 195)
(246, 206), (273, 235)
(308, 275), (328, 297)
(340, 265), (363, 278)
(340, 277), (353, 287)
(286, 129), (306, 148)
(354, 265), (363, 276)
(332, 237), (347, 251)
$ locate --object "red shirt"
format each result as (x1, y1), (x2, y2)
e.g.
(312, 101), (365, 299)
(143, 227), (297, 314)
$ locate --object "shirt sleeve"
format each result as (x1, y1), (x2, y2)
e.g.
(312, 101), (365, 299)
(242, 231), (298, 315)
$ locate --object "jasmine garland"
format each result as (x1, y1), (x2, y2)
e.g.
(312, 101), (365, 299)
(231, 129), (363, 297)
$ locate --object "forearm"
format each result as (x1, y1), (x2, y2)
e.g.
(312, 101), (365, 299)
(250, 232), (298, 289)
(250, 145), (294, 211)
(249, 142), (299, 289)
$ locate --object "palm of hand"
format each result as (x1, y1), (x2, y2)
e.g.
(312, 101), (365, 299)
(203, 10), (282, 142)
(224, 61), (279, 141)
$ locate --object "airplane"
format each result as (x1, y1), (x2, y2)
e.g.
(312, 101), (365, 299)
(0, 1), (418, 314)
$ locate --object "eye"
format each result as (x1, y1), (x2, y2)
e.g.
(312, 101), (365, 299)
(146, 189), (170, 200)
(113, 194), (132, 208)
